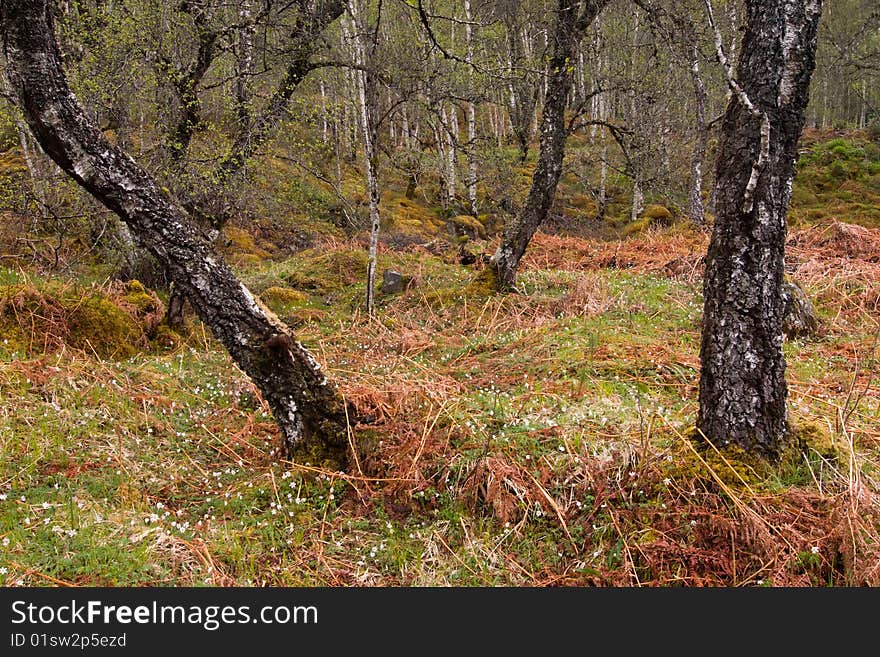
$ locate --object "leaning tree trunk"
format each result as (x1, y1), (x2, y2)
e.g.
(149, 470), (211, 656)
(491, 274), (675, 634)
(489, 0), (612, 290)
(698, 0), (823, 460)
(1, 0), (350, 468)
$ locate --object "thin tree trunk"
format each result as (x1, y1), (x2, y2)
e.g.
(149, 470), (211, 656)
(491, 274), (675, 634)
(1, 0), (351, 468)
(320, 81), (329, 142)
(165, 2), (218, 168)
(688, 47), (708, 226)
(440, 104), (457, 211)
(597, 137), (608, 220)
(590, 19), (603, 142)
(234, 0), (256, 145)
(505, 21), (534, 163)
(466, 100), (478, 216)
(464, 0), (478, 217)
(699, 0), (823, 459)
(627, 11), (642, 222)
(344, 8), (381, 315)
(15, 119), (45, 209)
(630, 177), (643, 223)
(489, 0), (612, 289)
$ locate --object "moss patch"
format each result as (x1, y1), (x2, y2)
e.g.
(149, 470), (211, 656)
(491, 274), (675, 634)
(284, 249), (369, 295)
(223, 226), (273, 261)
(789, 419), (839, 462)
(0, 280), (166, 359)
(259, 286), (310, 314)
(672, 430), (774, 491)
(642, 205), (674, 223)
(448, 215), (488, 240)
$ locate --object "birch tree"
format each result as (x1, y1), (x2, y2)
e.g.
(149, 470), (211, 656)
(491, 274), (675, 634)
(1, 0), (352, 468)
(698, 0), (824, 459)
(489, 0), (613, 290)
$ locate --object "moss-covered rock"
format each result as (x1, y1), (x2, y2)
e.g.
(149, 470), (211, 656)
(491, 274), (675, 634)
(389, 197), (443, 236)
(642, 204), (674, 223)
(448, 214), (488, 240)
(782, 280), (819, 339)
(619, 205), (676, 238)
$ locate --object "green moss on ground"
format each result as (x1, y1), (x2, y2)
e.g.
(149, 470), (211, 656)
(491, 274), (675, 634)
(0, 278), (172, 359)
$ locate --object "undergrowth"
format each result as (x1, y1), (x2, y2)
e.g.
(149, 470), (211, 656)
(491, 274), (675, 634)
(1, 216), (878, 587)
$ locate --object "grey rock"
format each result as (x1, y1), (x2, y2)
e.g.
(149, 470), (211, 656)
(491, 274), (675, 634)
(381, 269), (404, 294)
(782, 280), (819, 339)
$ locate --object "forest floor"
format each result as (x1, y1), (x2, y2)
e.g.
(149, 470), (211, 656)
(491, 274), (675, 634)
(1, 131), (879, 586)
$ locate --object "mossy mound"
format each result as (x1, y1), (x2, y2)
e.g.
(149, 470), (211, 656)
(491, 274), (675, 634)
(258, 286), (310, 314)
(388, 197), (446, 235)
(466, 266), (502, 296)
(642, 205), (674, 222)
(621, 218), (652, 237)
(112, 280), (165, 339)
(790, 136), (880, 228)
(671, 421), (842, 494)
(788, 419), (840, 463)
(620, 205), (675, 238)
(1, 284), (139, 358)
(284, 249), (369, 295)
(447, 215), (488, 240)
(223, 226), (274, 264)
(0, 279), (169, 359)
(152, 323), (183, 350)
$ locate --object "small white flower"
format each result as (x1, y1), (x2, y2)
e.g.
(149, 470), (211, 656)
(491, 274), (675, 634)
(0, 567), (7, 575)
(0, 494), (7, 501)
(811, 546), (820, 554)
(1, 538), (9, 546)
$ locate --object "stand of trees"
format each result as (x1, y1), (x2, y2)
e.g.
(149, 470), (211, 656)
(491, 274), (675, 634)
(1, 0), (843, 464)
